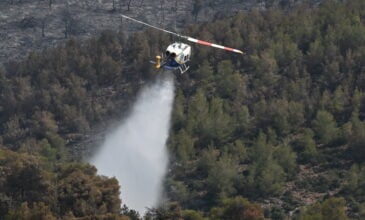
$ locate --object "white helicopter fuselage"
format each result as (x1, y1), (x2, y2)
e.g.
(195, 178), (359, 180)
(153, 42), (191, 73)
(165, 42), (191, 65)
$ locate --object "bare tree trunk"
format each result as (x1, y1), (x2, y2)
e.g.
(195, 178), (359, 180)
(41, 19), (45, 37)
(160, 0), (164, 25)
(64, 20), (69, 38)
(64, 2), (70, 38)
(119, 16), (123, 32)
(118, 0), (122, 11)
(112, 0), (116, 11)
(173, 0), (178, 31)
(127, 0), (132, 11)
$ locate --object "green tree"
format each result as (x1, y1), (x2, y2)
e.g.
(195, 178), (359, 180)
(182, 210), (207, 220)
(345, 164), (365, 198)
(296, 128), (318, 163)
(205, 153), (239, 203)
(169, 128), (195, 162)
(247, 133), (286, 196)
(347, 120), (365, 162)
(30, 111), (58, 139)
(144, 202), (182, 220)
(226, 139), (247, 162)
(287, 101), (306, 133)
(5, 202), (56, 220)
(298, 197), (349, 220)
(96, 52), (122, 85)
(59, 104), (90, 133)
(57, 164), (121, 217)
(270, 99), (291, 136)
(255, 161), (285, 196)
(186, 89), (209, 135)
(206, 97), (233, 145)
(171, 90), (186, 130)
(235, 105), (251, 137)
(121, 205), (140, 220)
(273, 143), (297, 178)
(165, 179), (189, 206)
(312, 110), (339, 145)
(331, 85), (349, 118)
(3, 153), (50, 205)
(209, 196), (264, 220)
(193, 59), (214, 84)
(2, 115), (27, 144)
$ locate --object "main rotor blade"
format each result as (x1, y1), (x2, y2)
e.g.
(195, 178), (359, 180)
(121, 14), (244, 55)
(186, 37), (244, 54)
(121, 14), (182, 38)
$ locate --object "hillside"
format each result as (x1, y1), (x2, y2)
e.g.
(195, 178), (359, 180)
(162, 1), (365, 219)
(0, 0), (365, 219)
(0, 0), (319, 64)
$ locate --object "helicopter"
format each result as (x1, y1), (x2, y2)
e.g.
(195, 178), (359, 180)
(121, 14), (244, 74)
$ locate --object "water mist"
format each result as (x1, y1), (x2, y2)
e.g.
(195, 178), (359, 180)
(89, 74), (174, 214)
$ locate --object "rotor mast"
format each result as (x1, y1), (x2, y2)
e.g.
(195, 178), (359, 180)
(121, 14), (244, 55)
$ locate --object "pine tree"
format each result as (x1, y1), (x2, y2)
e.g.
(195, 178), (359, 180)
(312, 110), (339, 145)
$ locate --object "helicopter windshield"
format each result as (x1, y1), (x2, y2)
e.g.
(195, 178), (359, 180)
(165, 51), (176, 58)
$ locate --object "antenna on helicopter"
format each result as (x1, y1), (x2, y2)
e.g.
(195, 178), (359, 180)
(120, 14), (244, 55)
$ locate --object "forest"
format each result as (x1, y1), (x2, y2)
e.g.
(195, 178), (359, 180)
(0, 0), (365, 219)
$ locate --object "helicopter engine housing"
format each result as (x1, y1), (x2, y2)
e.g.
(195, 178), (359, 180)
(165, 42), (191, 65)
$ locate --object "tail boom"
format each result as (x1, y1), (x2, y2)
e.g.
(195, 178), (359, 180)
(186, 37), (244, 54)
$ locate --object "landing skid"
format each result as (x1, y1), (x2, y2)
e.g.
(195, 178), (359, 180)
(178, 64), (189, 74)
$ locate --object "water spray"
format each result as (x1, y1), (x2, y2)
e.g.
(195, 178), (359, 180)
(89, 74), (175, 214)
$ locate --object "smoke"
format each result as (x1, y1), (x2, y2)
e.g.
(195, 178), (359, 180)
(89, 74), (174, 215)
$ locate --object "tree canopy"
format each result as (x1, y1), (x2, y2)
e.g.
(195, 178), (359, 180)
(1, 0), (365, 218)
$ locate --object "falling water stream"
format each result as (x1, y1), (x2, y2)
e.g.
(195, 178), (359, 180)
(89, 74), (174, 214)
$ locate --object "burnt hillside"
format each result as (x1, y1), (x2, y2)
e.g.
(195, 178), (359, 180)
(0, 0), (319, 64)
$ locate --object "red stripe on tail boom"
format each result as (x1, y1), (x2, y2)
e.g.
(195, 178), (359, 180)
(196, 40), (212, 46)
